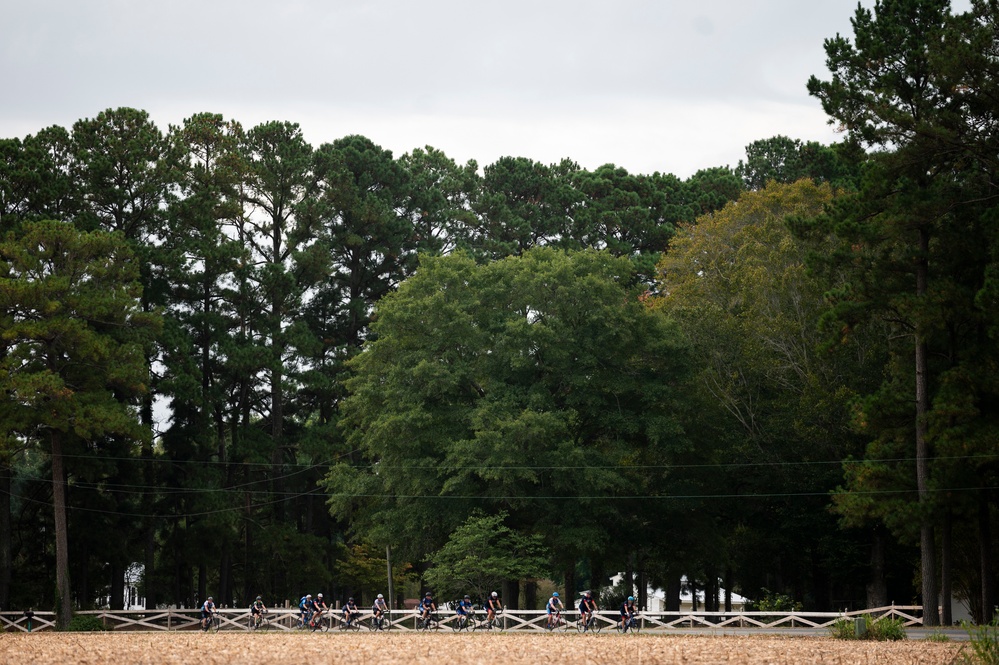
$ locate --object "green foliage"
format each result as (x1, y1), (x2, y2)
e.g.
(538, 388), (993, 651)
(829, 617), (857, 640)
(746, 588), (802, 614)
(961, 619), (999, 665)
(828, 614), (908, 641)
(66, 615), (105, 632)
(867, 615), (907, 641)
(424, 511), (548, 602)
(332, 543), (415, 602)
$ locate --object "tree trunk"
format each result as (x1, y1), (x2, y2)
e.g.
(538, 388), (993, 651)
(524, 580), (537, 610)
(110, 561), (125, 610)
(915, 226), (939, 626)
(665, 577), (681, 612)
(502, 579), (519, 610)
(51, 431), (72, 627)
(941, 512), (952, 625)
(0, 458), (11, 610)
(198, 562), (207, 606)
(724, 568), (734, 613)
(637, 566), (648, 611)
(980, 489), (995, 624)
(867, 527), (888, 609)
(563, 564), (575, 609)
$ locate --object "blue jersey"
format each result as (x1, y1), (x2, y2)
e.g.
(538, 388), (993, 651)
(457, 599), (473, 615)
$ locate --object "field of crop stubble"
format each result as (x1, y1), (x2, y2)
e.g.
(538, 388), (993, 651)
(0, 631), (964, 664)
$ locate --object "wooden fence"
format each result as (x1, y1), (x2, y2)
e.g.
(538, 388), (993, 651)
(0, 605), (924, 633)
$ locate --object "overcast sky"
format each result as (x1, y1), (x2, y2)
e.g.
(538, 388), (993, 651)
(1, 0), (974, 178)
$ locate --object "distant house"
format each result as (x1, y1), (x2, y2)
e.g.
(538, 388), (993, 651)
(609, 574), (747, 613)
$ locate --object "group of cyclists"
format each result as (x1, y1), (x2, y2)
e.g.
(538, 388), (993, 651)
(296, 592), (390, 630)
(199, 588), (640, 633)
(545, 591), (638, 633)
(424, 590), (504, 629)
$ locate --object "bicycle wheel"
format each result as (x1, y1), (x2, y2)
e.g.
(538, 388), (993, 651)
(209, 615), (221, 633)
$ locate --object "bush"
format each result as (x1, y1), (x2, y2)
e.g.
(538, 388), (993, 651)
(66, 615), (105, 632)
(867, 615), (907, 641)
(960, 619), (999, 665)
(829, 617), (856, 639)
(828, 615), (907, 641)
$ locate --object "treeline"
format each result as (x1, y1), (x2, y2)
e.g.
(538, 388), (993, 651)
(2, 0), (997, 629)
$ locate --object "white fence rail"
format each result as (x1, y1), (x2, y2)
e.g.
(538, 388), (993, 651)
(0, 605), (924, 633)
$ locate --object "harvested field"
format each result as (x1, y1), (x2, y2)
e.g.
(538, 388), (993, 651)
(0, 631), (964, 664)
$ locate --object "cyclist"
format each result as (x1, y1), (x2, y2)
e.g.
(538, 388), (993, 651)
(619, 595), (637, 632)
(200, 596), (217, 630)
(312, 593), (329, 627)
(298, 594), (313, 627)
(455, 594), (474, 628)
(578, 591), (598, 631)
(418, 592), (437, 626)
(342, 596), (359, 627)
(372, 593), (389, 629)
(546, 591), (564, 629)
(484, 591), (502, 627)
(250, 595), (267, 628)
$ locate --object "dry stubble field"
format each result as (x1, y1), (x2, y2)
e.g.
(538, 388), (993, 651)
(0, 631), (965, 665)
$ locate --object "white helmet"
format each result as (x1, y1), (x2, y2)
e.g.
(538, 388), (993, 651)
(377, 594), (384, 599)
(491, 591), (498, 598)
(307, 594), (312, 599)
(318, 593), (323, 598)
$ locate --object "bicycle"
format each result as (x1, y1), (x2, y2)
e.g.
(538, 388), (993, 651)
(545, 611), (567, 632)
(248, 610), (270, 631)
(202, 612), (221, 633)
(477, 609), (501, 630)
(616, 615), (640, 634)
(365, 613), (387, 631)
(451, 611), (475, 632)
(311, 611), (331, 633)
(416, 612), (440, 631)
(338, 613), (361, 631)
(577, 612), (601, 633)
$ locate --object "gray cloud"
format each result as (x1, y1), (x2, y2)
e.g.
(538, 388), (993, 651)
(1, 0), (975, 176)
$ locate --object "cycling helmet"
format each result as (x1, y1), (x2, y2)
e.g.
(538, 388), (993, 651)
(552, 592), (559, 597)
(377, 594), (384, 599)
(491, 591), (498, 598)
(256, 595), (262, 601)
(628, 596), (634, 601)
(348, 597), (354, 602)
(208, 596), (213, 601)
(425, 592), (432, 598)
(318, 593), (323, 598)
(307, 594), (312, 599)
(464, 595), (470, 599)
(584, 591), (592, 597)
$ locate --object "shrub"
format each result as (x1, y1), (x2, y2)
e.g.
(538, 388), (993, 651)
(925, 629), (951, 643)
(867, 615), (907, 641)
(829, 617), (856, 639)
(960, 619), (999, 665)
(66, 615), (105, 632)
(829, 615), (907, 641)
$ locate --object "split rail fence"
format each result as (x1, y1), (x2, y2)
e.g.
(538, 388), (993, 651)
(0, 605), (924, 633)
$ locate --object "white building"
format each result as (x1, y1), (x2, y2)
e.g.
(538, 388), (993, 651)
(609, 574), (747, 612)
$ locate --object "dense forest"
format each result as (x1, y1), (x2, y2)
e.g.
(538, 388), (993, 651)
(1, 0), (997, 628)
